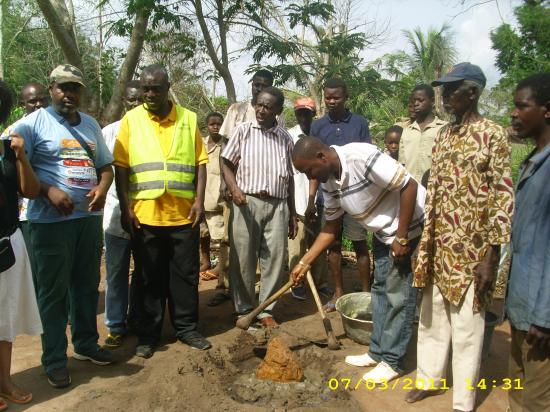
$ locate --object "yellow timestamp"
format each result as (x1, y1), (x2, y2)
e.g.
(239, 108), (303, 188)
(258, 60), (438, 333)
(466, 378), (523, 390)
(327, 377), (450, 391)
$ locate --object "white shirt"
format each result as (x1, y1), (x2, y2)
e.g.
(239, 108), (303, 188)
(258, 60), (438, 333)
(322, 143), (426, 244)
(288, 125), (309, 216)
(101, 120), (128, 239)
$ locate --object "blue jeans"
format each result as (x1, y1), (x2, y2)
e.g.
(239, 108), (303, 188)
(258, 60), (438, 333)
(368, 237), (418, 373)
(104, 232), (132, 334)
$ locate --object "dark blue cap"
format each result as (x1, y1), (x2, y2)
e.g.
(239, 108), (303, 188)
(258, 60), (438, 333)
(431, 62), (486, 88)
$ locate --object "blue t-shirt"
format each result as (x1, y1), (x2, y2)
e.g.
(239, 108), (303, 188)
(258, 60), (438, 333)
(14, 107), (113, 223)
(311, 110), (371, 205)
(310, 110), (371, 146)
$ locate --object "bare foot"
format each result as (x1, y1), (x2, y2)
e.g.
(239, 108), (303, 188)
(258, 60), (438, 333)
(0, 381), (33, 404)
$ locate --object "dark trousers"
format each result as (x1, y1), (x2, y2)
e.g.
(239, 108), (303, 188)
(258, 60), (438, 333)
(134, 224), (200, 345)
(29, 216), (102, 373)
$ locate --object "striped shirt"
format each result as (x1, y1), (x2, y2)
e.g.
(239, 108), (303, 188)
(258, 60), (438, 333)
(221, 121), (294, 199)
(322, 143), (426, 244)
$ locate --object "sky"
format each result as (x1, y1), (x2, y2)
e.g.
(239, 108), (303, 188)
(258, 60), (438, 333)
(227, 0), (521, 100)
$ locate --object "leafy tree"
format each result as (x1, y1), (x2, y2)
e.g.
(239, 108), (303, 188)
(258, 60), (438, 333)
(490, 0), (550, 88)
(403, 23), (457, 115)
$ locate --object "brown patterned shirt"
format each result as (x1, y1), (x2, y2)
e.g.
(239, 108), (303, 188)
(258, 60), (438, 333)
(413, 118), (514, 311)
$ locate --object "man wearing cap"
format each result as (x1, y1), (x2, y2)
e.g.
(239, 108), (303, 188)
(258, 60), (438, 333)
(405, 62), (514, 412)
(287, 97), (330, 301)
(13, 64), (115, 388)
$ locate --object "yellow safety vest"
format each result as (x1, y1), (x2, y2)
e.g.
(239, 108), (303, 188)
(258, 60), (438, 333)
(127, 105), (197, 200)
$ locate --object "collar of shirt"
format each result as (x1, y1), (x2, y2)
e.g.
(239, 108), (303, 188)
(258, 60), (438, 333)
(518, 144), (550, 186)
(251, 119), (281, 135)
(327, 109), (352, 123)
(204, 135), (222, 153)
(408, 116), (446, 131)
(146, 102), (177, 124)
(330, 144), (349, 186)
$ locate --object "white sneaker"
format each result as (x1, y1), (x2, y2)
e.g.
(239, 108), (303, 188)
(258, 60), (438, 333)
(361, 361), (399, 384)
(345, 352), (378, 367)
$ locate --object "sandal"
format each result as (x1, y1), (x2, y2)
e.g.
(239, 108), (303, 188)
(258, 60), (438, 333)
(0, 391), (33, 405)
(207, 292), (230, 307)
(0, 397), (7, 411)
(322, 301), (337, 313)
(199, 270), (218, 281)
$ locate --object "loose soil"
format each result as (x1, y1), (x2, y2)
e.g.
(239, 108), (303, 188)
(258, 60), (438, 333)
(9, 255), (511, 411)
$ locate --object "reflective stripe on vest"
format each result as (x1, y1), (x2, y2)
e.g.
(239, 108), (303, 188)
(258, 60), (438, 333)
(127, 105), (197, 200)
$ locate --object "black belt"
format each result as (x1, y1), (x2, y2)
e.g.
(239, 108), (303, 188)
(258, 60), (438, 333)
(247, 191), (273, 200)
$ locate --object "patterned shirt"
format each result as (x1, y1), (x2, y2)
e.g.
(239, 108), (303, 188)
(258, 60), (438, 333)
(413, 118), (514, 310)
(221, 121), (294, 199)
(323, 143), (425, 244)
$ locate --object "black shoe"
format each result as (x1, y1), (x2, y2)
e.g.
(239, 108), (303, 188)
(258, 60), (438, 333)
(73, 347), (115, 365)
(179, 333), (212, 350)
(135, 344), (154, 359)
(47, 367), (71, 388)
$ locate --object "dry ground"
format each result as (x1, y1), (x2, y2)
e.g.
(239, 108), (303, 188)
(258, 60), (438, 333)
(8, 258), (512, 412)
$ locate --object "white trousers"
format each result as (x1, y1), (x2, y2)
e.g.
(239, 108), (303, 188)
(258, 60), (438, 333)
(415, 283), (485, 411)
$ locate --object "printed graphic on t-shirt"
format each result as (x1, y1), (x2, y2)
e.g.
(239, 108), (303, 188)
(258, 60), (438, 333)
(59, 138), (97, 190)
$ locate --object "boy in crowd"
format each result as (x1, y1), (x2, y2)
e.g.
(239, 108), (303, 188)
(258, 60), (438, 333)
(199, 112), (227, 287)
(398, 84), (446, 184)
(287, 97), (330, 301)
(384, 125), (402, 160)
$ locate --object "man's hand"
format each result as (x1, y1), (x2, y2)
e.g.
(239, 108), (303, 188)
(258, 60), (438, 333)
(526, 324), (550, 350)
(474, 245), (499, 307)
(87, 185), (108, 211)
(121, 209), (141, 238)
(288, 214), (298, 240)
(305, 199), (317, 224)
(188, 199), (205, 228)
(46, 186), (74, 216)
(9, 132), (26, 159)
(221, 184), (232, 202)
(231, 187), (247, 206)
(290, 262), (309, 285)
(391, 240), (411, 266)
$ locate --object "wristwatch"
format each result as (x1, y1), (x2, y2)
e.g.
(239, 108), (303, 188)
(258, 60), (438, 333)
(395, 235), (409, 246)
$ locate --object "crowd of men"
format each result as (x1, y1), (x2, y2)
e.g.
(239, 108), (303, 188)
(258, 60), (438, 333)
(1, 60), (548, 412)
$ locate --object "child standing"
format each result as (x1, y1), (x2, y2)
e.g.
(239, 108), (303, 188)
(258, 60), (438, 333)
(199, 113), (227, 282)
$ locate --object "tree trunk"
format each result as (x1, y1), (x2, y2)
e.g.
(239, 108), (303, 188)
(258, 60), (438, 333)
(0, 0), (4, 79)
(194, 0), (236, 103)
(101, 9), (150, 125)
(36, 0), (83, 70)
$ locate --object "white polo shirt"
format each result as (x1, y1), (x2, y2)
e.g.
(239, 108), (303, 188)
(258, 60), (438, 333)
(322, 143), (426, 244)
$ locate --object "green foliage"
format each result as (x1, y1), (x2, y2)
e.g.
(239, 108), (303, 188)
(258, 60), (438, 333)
(511, 142), (534, 183)
(5, 106), (24, 128)
(490, 1), (550, 89)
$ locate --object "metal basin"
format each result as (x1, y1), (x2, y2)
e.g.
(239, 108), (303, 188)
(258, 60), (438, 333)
(335, 292), (373, 345)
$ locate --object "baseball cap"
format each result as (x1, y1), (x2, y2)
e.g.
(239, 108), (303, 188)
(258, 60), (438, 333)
(294, 96), (316, 112)
(49, 64), (86, 87)
(431, 62), (486, 88)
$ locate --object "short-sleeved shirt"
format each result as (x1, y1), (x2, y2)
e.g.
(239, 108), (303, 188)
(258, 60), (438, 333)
(322, 143), (425, 244)
(221, 120), (294, 199)
(219, 101), (285, 138)
(14, 107), (113, 223)
(203, 135), (223, 212)
(398, 116), (447, 183)
(113, 103), (208, 227)
(310, 110), (371, 146)
(101, 120), (128, 238)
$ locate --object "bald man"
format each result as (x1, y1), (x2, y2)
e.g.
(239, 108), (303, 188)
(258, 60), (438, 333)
(290, 137), (425, 383)
(20, 83), (49, 115)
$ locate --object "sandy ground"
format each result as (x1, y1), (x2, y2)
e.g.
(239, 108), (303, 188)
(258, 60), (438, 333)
(8, 258), (512, 412)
